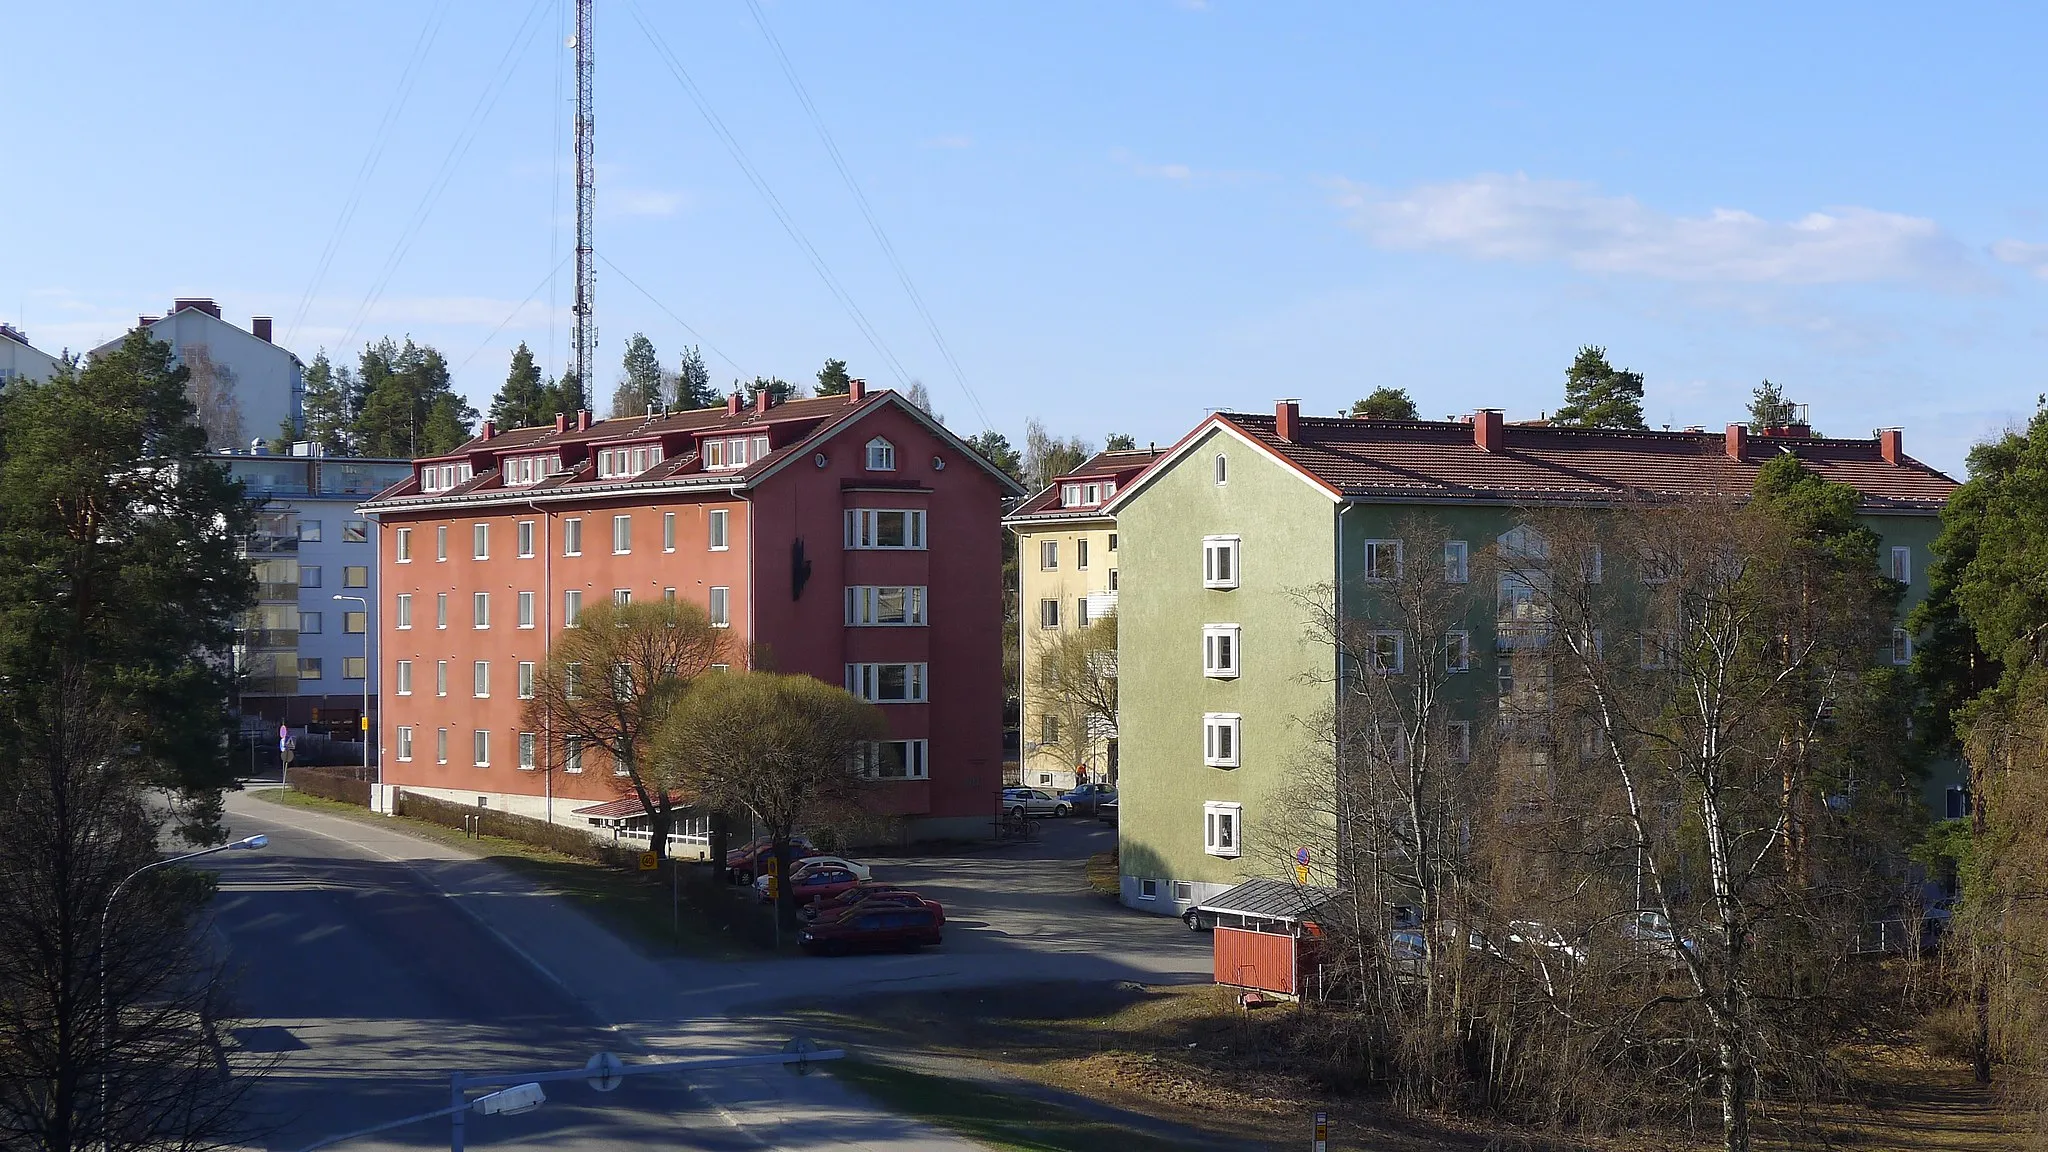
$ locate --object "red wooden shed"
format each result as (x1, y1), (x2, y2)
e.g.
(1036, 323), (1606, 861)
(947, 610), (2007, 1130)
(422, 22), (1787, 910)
(1199, 878), (1335, 999)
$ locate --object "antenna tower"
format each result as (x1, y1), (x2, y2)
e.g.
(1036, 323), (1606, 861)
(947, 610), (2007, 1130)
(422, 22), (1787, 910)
(571, 0), (595, 391)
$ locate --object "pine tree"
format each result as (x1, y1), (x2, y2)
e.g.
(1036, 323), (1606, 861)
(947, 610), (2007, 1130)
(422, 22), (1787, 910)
(815, 357), (852, 397)
(1553, 345), (1647, 429)
(965, 430), (1023, 485)
(1748, 379), (1801, 431)
(1105, 432), (1138, 451)
(352, 337), (476, 456)
(741, 376), (797, 407)
(675, 346), (716, 410)
(300, 349), (361, 454)
(489, 342), (550, 429)
(547, 370), (591, 420)
(1348, 387), (1419, 420)
(616, 333), (665, 415)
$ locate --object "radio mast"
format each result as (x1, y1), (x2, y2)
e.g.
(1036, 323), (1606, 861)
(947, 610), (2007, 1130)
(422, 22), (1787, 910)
(571, 0), (595, 392)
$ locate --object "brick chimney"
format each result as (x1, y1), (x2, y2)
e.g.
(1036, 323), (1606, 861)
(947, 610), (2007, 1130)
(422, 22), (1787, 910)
(251, 316), (274, 343)
(848, 377), (866, 404)
(576, 409), (592, 432)
(171, 298), (221, 319)
(554, 412), (569, 433)
(754, 388), (773, 416)
(1879, 428), (1904, 465)
(1474, 409), (1505, 453)
(138, 315), (161, 328)
(1275, 399), (1300, 442)
(480, 419), (496, 441)
(1725, 423), (1747, 461)
(726, 391), (743, 416)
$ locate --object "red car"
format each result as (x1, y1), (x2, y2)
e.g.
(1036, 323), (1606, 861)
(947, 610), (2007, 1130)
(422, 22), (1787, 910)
(799, 882), (911, 922)
(806, 890), (947, 927)
(757, 866), (863, 905)
(800, 904), (944, 955)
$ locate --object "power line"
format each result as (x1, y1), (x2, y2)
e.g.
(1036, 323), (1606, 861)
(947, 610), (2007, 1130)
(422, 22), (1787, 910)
(596, 251), (744, 377)
(451, 253), (573, 377)
(742, 0), (992, 431)
(284, 0), (451, 347)
(623, 0), (917, 391)
(336, 0), (555, 356)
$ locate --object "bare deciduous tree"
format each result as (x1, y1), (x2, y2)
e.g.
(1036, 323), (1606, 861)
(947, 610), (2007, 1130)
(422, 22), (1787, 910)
(519, 599), (730, 861)
(650, 671), (885, 929)
(1027, 612), (1119, 785)
(179, 344), (242, 449)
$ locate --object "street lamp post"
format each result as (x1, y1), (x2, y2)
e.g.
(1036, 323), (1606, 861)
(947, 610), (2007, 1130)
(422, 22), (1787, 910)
(100, 834), (269, 1143)
(332, 594), (370, 779)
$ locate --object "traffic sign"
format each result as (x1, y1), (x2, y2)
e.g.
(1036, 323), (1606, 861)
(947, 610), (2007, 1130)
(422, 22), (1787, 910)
(585, 1051), (624, 1092)
(1295, 864), (1310, 885)
(1295, 846), (1311, 866)
(782, 1037), (821, 1077)
(1313, 1110), (1328, 1151)
(637, 852), (658, 871)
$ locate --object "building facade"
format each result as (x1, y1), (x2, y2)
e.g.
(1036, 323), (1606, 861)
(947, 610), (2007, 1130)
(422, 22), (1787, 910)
(219, 449), (415, 744)
(1108, 402), (1960, 919)
(1004, 449), (1162, 791)
(0, 324), (63, 384)
(359, 385), (1023, 841)
(92, 299), (303, 449)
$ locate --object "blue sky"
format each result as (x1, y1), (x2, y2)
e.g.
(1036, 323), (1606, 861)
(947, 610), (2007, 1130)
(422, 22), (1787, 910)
(5, 2), (2044, 476)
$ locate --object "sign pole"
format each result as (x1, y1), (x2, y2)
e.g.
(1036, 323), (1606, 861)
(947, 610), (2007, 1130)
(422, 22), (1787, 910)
(1312, 1109), (1327, 1152)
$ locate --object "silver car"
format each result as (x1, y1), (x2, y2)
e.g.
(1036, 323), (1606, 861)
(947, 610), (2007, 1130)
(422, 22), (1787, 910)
(1001, 787), (1069, 818)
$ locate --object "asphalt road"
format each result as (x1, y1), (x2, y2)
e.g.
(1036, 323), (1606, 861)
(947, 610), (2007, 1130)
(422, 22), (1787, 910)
(209, 812), (758, 1152)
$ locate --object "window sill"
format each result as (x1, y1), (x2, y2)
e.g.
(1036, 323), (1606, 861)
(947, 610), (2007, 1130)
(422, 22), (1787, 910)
(709, 545), (729, 552)
(1202, 581), (1239, 591)
(396, 756), (412, 762)
(1203, 670), (1240, 681)
(519, 623), (535, 630)
(1204, 850), (1242, 860)
(397, 625), (411, 631)
(396, 558), (412, 565)
(1204, 760), (1239, 770)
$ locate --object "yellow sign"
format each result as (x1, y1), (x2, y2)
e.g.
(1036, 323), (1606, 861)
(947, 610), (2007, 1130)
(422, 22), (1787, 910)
(1295, 864), (1310, 885)
(361, 716), (370, 731)
(638, 852), (658, 871)
(763, 876), (778, 899)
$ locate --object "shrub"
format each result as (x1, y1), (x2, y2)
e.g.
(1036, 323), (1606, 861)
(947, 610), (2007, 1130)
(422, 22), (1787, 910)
(285, 768), (370, 807)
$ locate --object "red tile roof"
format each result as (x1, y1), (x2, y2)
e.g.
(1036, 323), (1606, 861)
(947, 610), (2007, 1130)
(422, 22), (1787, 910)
(1208, 413), (1957, 512)
(1007, 448), (1168, 521)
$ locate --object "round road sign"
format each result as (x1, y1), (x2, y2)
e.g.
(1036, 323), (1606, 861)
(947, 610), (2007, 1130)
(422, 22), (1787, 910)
(585, 1051), (624, 1092)
(782, 1037), (820, 1077)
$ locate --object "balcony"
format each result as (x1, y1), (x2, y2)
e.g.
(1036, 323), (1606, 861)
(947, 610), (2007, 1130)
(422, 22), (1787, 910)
(241, 675), (301, 696)
(239, 533), (300, 556)
(236, 629), (299, 650)
(254, 581), (300, 602)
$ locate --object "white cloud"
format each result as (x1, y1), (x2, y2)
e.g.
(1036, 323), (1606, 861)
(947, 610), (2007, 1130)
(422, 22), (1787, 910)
(921, 134), (974, 150)
(1336, 172), (1987, 289)
(608, 188), (687, 218)
(1992, 238), (2048, 277)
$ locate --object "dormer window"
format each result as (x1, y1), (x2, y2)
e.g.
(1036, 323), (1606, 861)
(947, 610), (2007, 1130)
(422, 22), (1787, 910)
(703, 434), (770, 472)
(1062, 483), (1082, 506)
(420, 462), (473, 494)
(596, 444), (663, 480)
(866, 437), (895, 471)
(503, 453), (560, 488)
(1059, 479), (1118, 508)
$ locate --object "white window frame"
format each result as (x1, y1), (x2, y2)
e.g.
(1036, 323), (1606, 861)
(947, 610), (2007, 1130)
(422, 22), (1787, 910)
(1363, 539), (1403, 582)
(856, 739), (929, 780)
(473, 591), (490, 630)
(395, 594), (412, 630)
(396, 726), (414, 761)
(1202, 535), (1240, 590)
(1077, 537), (1090, 571)
(1891, 546), (1911, 584)
(395, 660), (413, 696)
(564, 735), (584, 774)
(1213, 453), (1227, 485)
(865, 437), (896, 471)
(1203, 713), (1242, 768)
(708, 509), (729, 550)
(473, 729), (489, 768)
(846, 509), (927, 550)
(1446, 629), (1471, 673)
(1892, 627), (1913, 666)
(436, 660), (448, 697)
(1139, 879), (1159, 900)
(473, 660), (490, 698)
(519, 731), (537, 771)
(395, 527), (412, 563)
(1039, 598), (1061, 629)
(709, 586), (730, 627)
(563, 517), (583, 556)
(436, 592), (448, 629)
(518, 590), (535, 628)
(1369, 630), (1405, 674)
(563, 589), (582, 626)
(1203, 801), (1242, 858)
(1443, 540), (1468, 584)
(435, 524), (447, 561)
(517, 520), (535, 558)
(613, 588), (631, 607)
(845, 586), (927, 627)
(845, 662), (929, 703)
(612, 514), (632, 555)
(436, 727), (448, 765)
(1039, 540), (1059, 570)
(1375, 722), (1408, 765)
(472, 523), (489, 560)
(663, 512), (676, 552)
(1203, 624), (1241, 679)
(1448, 720), (1472, 764)
(518, 661), (536, 699)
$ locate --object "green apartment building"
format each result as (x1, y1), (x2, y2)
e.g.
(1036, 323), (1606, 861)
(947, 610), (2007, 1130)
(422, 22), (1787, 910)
(1105, 401), (1961, 918)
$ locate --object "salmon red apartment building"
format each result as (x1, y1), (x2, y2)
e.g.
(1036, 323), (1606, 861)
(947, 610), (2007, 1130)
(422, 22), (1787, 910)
(360, 384), (1024, 842)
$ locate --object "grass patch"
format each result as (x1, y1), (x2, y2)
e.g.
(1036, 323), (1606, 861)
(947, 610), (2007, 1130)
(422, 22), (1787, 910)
(247, 787), (762, 959)
(1084, 849), (1120, 898)
(827, 1058), (1191, 1152)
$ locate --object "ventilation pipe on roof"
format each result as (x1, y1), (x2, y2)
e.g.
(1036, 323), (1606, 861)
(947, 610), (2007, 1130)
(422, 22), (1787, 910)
(1879, 428), (1904, 465)
(1725, 423), (1747, 460)
(1474, 409), (1505, 453)
(1275, 399), (1300, 442)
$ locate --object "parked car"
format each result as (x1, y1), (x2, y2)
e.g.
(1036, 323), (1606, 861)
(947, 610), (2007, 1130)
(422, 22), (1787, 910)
(725, 836), (815, 883)
(756, 866), (864, 904)
(799, 882), (916, 923)
(1059, 783), (1117, 815)
(786, 854), (872, 882)
(800, 904), (944, 955)
(1002, 787), (1068, 819)
(1097, 798), (1118, 825)
(816, 891), (947, 928)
